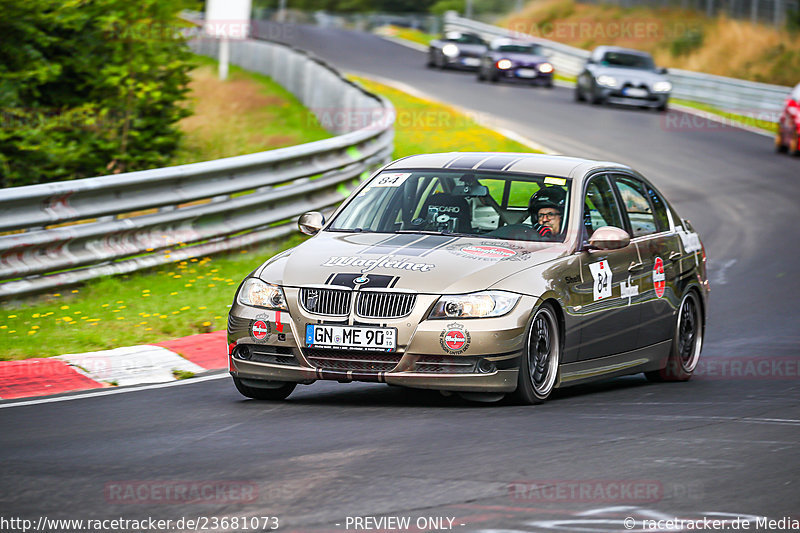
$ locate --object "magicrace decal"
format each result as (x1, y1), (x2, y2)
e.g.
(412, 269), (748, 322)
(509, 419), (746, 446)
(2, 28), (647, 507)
(653, 257), (666, 298)
(588, 260), (612, 301)
(250, 313), (272, 342)
(439, 323), (471, 355)
(322, 255), (435, 273)
(444, 240), (536, 262)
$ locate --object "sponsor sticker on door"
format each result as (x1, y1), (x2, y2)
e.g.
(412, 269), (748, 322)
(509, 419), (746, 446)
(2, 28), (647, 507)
(653, 257), (666, 298)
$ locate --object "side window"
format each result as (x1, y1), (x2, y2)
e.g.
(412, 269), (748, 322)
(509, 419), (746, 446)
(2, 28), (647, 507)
(643, 182), (671, 232)
(583, 175), (623, 238)
(614, 175), (658, 237)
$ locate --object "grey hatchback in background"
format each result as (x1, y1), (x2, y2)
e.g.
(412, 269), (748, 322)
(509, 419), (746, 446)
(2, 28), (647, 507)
(576, 46), (672, 111)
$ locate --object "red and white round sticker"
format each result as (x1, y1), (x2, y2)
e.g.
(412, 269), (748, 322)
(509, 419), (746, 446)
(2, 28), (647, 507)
(443, 329), (467, 351)
(653, 257), (666, 298)
(460, 245), (516, 259)
(252, 320), (269, 340)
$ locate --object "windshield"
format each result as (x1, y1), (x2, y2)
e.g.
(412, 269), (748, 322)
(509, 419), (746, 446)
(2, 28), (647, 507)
(497, 44), (543, 55)
(444, 33), (483, 44)
(328, 170), (572, 243)
(601, 52), (655, 70)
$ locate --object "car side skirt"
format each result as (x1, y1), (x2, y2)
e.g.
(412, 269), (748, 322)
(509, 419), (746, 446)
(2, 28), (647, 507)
(558, 339), (670, 387)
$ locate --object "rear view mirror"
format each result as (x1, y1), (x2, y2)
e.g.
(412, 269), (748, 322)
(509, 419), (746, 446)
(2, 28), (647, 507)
(453, 184), (489, 197)
(588, 226), (631, 250)
(298, 211), (325, 236)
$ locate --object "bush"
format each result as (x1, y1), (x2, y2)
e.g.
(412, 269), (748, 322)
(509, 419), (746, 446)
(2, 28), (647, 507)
(0, 0), (194, 187)
(670, 27), (704, 57)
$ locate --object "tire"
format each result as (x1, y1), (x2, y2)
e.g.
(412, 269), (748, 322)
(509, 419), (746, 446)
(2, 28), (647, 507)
(477, 67), (486, 82)
(590, 86), (604, 105)
(233, 377), (296, 400)
(789, 130), (800, 156)
(657, 102), (668, 112)
(775, 131), (787, 153)
(426, 52), (435, 68)
(513, 304), (561, 404)
(575, 85), (585, 102)
(646, 290), (704, 382)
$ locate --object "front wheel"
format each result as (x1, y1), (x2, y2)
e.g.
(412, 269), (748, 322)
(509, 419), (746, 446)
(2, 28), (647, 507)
(513, 304), (561, 404)
(646, 290), (704, 382)
(233, 377), (296, 400)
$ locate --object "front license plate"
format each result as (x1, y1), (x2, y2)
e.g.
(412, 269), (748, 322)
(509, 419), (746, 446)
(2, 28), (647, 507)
(462, 57), (480, 66)
(305, 324), (397, 351)
(516, 68), (537, 78)
(623, 87), (648, 98)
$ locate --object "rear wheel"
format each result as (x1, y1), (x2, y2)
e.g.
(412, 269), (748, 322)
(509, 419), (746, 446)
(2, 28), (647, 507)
(574, 85), (585, 102)
(789, 130), (800, 156)
(513, 304), (560, 404)
(233, 377), (296, 400)
(775, 127), (787, 153)
(646, 290), (703, 382)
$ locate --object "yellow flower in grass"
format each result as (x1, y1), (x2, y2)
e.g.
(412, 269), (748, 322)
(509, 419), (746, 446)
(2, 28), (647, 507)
(60, 306), (69, 310)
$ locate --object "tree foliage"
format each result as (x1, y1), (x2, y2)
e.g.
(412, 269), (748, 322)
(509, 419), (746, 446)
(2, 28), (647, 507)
(0, 0), (194, 187)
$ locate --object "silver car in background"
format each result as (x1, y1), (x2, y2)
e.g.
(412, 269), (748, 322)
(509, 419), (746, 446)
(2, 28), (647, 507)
(576, 46), (672, 111)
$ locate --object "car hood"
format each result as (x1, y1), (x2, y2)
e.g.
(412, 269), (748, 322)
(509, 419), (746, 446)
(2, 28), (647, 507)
(256, 232), (568, 295)
(592, 66), (666, 85)
(492, 52), (549, 64)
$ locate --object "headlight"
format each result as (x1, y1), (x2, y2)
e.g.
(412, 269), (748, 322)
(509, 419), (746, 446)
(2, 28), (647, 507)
(429, 291), (520, 319)
(442, 44), (459, 58)
(653, 81), (672, 93)
(596, 75), (618, 88)
(538, 62), (554, 73)
(238, 278), (288, 310)
(496, 59), (513, 70)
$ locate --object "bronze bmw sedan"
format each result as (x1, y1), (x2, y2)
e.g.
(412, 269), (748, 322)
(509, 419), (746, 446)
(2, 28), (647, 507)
(227, 153), (709, 404)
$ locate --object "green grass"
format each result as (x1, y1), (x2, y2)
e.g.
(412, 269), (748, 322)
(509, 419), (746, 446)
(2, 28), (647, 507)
(670, 98), (776, 133)
(172, 56), (330, 164)
(1, 69), (544, 361)
(351, 76), (540, 158)
(0, 235), (308, 361)
(375, 25), (436, 46)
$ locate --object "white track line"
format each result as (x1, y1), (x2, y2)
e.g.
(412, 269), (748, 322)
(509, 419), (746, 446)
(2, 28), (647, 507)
(0, 372), (229, 409)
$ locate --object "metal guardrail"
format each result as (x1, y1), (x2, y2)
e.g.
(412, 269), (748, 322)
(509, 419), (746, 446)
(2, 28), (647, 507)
(444, 12), (791, 118)
(0, 38), (395, 298)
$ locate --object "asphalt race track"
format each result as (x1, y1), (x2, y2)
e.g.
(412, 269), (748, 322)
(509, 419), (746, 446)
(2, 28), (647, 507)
(1, 25), (799, 532)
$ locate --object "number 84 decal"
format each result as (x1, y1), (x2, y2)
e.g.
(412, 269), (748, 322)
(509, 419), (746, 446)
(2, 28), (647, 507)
(589, 260), (612, 301)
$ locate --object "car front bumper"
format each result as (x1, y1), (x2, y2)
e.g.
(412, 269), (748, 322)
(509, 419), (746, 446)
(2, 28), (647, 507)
(599, 87), (669, 107)
(227, 293), (537, 393)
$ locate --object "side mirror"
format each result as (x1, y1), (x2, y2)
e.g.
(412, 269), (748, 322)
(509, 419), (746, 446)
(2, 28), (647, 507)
(587, 226), (631, 250)
(586, 58), (595, 64)
(298, 211), (325, 236)
(658, 67), (668, 75)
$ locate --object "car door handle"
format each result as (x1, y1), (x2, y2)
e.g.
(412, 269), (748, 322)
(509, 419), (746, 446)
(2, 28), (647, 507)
(668, 251), (682, 261)
(628, 261), (644, 272)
